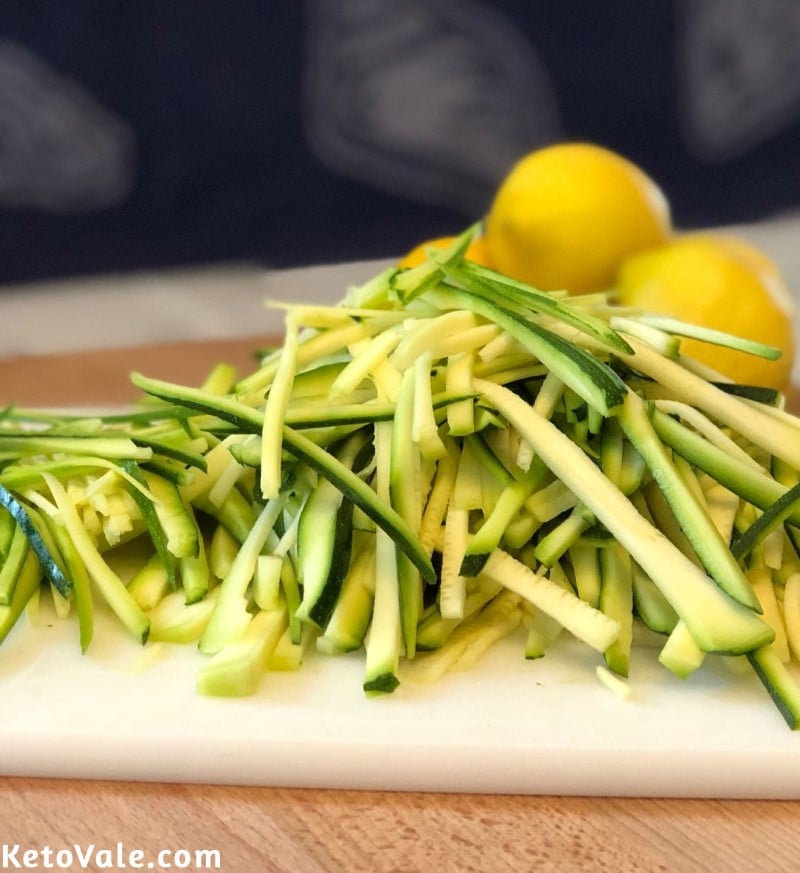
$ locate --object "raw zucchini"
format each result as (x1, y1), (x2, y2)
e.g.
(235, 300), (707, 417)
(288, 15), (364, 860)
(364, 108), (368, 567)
(295, 434), (365, 628)
(2, 239), (798, 727)
(618, 392), (760, 611)
(0, 484), (71, 597)
(474, 379), (773, 655)
(363, 421), (402, 694)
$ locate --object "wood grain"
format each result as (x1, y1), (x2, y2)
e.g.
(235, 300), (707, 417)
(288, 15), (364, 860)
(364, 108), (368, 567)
(1, 341), (799, 873)
(3, 778), (800, 873)
(0, 337), (275, 407)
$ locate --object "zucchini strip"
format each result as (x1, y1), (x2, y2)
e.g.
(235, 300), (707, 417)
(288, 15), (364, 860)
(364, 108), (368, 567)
(391, 223), (480, 302)
(0, 523), (28, 606)
(0, 549), (42, 646)
(432, 286), (627, 416)
(599, 542), (634, 676)
(295, 433), (365, 627)
(481, 549), (619, 654)
(235, 321), (368, 396)
(48, 520), (94, 652)
(444, 260), (634, 354)
(634, 314), (782, 360)
(652, 411), (800, 527)
(363, 421), (402, 693)
(619, 392), (761, 611)
(0, 435), (151, 461)
(132, 375), (435, 584)
(0, 506), (13, 561)
(653, 400), (766, 472)
(118, 460), (178, 588)
(474, 379), (773, 654)
(329, 327), (403, 398)
(261, 313), (299, 499)
(748, 645), (800, 729)
(42, 474), (149, 643)
(199, 496), (286, 654)
(623, 336), (800, 470)
(390, 369), (424, 656)
(0, 483), (71, 597)
(732, 483), (800, 562)
(282, 426), (435, 584)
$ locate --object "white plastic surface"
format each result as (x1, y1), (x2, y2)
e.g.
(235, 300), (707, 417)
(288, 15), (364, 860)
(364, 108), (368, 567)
(1, 597), (798, 798)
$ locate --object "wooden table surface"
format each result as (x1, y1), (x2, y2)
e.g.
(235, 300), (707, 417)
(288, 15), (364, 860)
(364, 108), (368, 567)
(1, 339), (799, 873)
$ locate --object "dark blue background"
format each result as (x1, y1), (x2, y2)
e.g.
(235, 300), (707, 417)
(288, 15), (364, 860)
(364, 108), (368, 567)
(2, 2), (799, 285)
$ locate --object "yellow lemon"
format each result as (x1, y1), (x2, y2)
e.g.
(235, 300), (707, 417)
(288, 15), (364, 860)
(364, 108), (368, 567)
(398, 234), (491, 268)
(484, 142), (671, 294)
(615, 234), (796, 391)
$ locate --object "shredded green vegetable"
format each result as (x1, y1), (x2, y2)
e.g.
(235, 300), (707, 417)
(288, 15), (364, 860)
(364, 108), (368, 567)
(1, 233), (799, 727)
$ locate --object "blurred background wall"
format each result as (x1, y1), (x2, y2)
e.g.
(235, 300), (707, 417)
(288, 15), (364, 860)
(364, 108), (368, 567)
(1, 0), (800, 285)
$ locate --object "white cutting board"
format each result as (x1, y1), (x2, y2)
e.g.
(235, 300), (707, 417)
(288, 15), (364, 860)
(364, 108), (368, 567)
(1, 594), (798, 798)
(2, 244), (799, 797)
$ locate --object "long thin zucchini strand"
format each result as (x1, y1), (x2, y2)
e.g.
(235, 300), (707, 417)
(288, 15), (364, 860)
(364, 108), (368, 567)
(474, 379), (772, 655)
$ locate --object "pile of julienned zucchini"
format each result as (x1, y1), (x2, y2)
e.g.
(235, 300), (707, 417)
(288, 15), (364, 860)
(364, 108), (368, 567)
(1, 227), (800, 725)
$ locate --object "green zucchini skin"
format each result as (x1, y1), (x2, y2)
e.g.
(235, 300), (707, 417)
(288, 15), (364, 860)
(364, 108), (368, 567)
(283, 427), (435, 586)
(141, 471), (199, 561)
(731, 481), (800, 562)
(298, 493), (355, 629)
(474, 379), (774, 656)
(444, 260), (634, 354)
(0, 484), (71, 597)
(710, 383), (780, 405)
(317, 530), (376, 654)
(363, 672), (401, 694)
(748, 647), (800, 730)
(0, 523), (29, 606)
(300, 435), (373, 629)
(652, 411), (800, 527)
(631, 565), (678, 635)
(0, 550), (42, 646)
(619, 394), (761, 612)
(118, 459), (178, 588)
(438, 287), (627, 417)
(130, 373), (435, 586)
